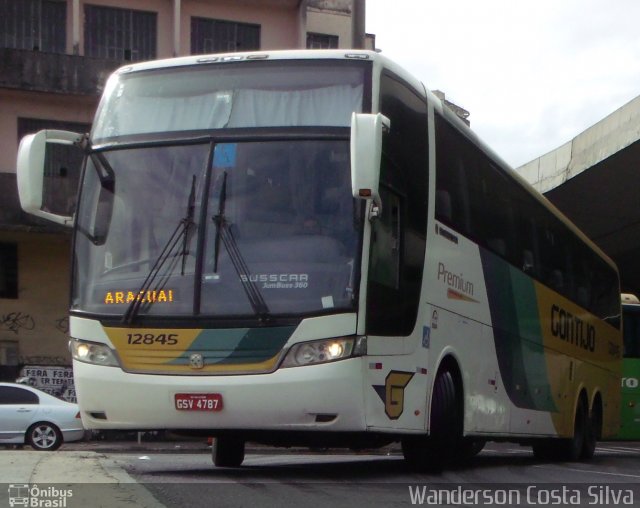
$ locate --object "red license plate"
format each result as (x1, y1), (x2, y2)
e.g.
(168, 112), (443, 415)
(175, 393), (223, 411)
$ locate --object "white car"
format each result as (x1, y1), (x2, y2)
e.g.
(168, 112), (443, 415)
(0, 382), (84, 451)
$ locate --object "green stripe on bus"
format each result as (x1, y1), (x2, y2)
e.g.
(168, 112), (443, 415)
(481, 249), (556, 411)
(165, 326), (294, 366)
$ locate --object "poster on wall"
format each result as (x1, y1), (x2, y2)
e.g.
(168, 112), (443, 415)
(18, 365), (76, 402)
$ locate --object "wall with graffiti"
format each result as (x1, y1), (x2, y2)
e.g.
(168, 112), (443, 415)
(18, 365), (76, 402)
(0, 231), (72, 382)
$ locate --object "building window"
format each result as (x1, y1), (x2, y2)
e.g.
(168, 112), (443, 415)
(191, 17), (260, 54)
(0, 340), (20, 382)
(18, 118), (91, 216)
(0, 0), (66, 53)
(0, 243), (18, 299)
(84, 5), (156, 61)
(306, 32), (339, 49)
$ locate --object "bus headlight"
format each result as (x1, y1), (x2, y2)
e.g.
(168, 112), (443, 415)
(280, 336), (366, 368)
(70, 339), (119, 367)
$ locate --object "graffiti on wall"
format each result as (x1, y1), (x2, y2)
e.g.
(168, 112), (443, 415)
(0, 312), (35, 334)
(55, 316), (70, 335)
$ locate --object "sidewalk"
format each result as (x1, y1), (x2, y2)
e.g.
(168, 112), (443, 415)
(1, 449), (164, 507)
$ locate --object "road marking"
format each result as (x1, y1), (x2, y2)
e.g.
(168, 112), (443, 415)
(597, 446), (640, 454)
(482, 449), (528, 454)
(534, 464), (640, 479)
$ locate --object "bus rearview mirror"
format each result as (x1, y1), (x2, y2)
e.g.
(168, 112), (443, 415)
(17, 130), (83, 227)
(350, 113), (389, 214)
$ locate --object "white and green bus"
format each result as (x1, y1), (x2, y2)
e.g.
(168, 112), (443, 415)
(615, 294), (640, 440)
(17, 50), (622, 469)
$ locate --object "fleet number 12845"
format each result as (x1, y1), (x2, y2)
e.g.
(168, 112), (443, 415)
(127, 333), (178, 345)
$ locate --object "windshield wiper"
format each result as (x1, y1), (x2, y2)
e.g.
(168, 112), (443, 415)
(123, 175), (197, 324)
(211, 171), (270, 321)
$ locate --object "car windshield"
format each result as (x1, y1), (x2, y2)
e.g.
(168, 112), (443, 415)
(72, 139), (362, 320)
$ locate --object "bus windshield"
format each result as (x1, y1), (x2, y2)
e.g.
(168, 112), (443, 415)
(92, 61), (366, 143)
(72, 139), (361, 319)
(623, 304), (640, 358)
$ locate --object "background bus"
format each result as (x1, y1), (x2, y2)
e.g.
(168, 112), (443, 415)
(616, 294), (640, 439)
(16, 50), (622, 470)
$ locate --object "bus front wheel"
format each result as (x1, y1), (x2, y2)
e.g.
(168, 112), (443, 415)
(402, 368), (462, 471)
(212, 437), (245, 468)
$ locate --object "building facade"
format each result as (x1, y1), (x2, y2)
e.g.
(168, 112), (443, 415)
(0, 0), (370, 386)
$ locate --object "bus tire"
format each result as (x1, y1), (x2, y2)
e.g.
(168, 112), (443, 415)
(564, 396), (588, 461)
(582, 400), (601, 460)
(455, 438), (485, 462)
(212, 437), (245, 468)
(532, 397), (587, 462)
(402, 368), (461, 471)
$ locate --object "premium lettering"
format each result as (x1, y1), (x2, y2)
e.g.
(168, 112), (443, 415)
(437, 262), (474, 297)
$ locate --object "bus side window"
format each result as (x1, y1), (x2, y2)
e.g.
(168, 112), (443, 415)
(436, 190), (452, 223)
(522, 249), (535, 275)
(434, 114), (471, 235)
(550, 270), (565, 293)
(369, 185), (401, 289)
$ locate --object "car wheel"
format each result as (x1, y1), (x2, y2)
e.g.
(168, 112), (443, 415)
(27, 422), (63, 451)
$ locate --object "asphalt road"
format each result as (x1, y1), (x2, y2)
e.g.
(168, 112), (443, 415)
(112, 442), (640, 508)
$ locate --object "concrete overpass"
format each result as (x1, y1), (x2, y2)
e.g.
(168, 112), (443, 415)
(519, 96), (640, 295)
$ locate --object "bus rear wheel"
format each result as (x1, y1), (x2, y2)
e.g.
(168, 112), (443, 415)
(582, 401), (601, 460)
(212, 437), (245, 467)
(532, 397), (588, 462)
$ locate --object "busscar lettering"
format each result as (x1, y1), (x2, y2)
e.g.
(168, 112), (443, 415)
(550, 304), (596, 352)
(240, 273), (309, 283)
(104, 290), (174, 304)
(240, 273), (309, 289)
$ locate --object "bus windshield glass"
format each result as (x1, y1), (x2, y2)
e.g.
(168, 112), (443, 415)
(92, 60), (366, 143)
(72, 139), (361, 319)
(623, 305), (640, 358)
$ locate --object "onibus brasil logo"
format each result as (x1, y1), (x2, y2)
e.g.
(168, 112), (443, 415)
(8, 484), (73, 507)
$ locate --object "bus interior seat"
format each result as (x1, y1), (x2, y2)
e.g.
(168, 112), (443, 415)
(522, 249), (535, 275)
(550, 270), (565, 292)
(241, 235), (343, 263)
(576, 287), (590, 309)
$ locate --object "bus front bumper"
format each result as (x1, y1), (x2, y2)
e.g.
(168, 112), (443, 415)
(73, 358), (367, 432)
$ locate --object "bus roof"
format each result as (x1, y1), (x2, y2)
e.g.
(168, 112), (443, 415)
(115, 49), (384, 75)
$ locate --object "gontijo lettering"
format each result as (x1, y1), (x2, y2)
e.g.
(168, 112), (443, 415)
(104, 289), (174, 304)
(550, 304), (596, 352)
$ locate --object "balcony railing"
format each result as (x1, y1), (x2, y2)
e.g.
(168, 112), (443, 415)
(0, 48), (124, 96)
